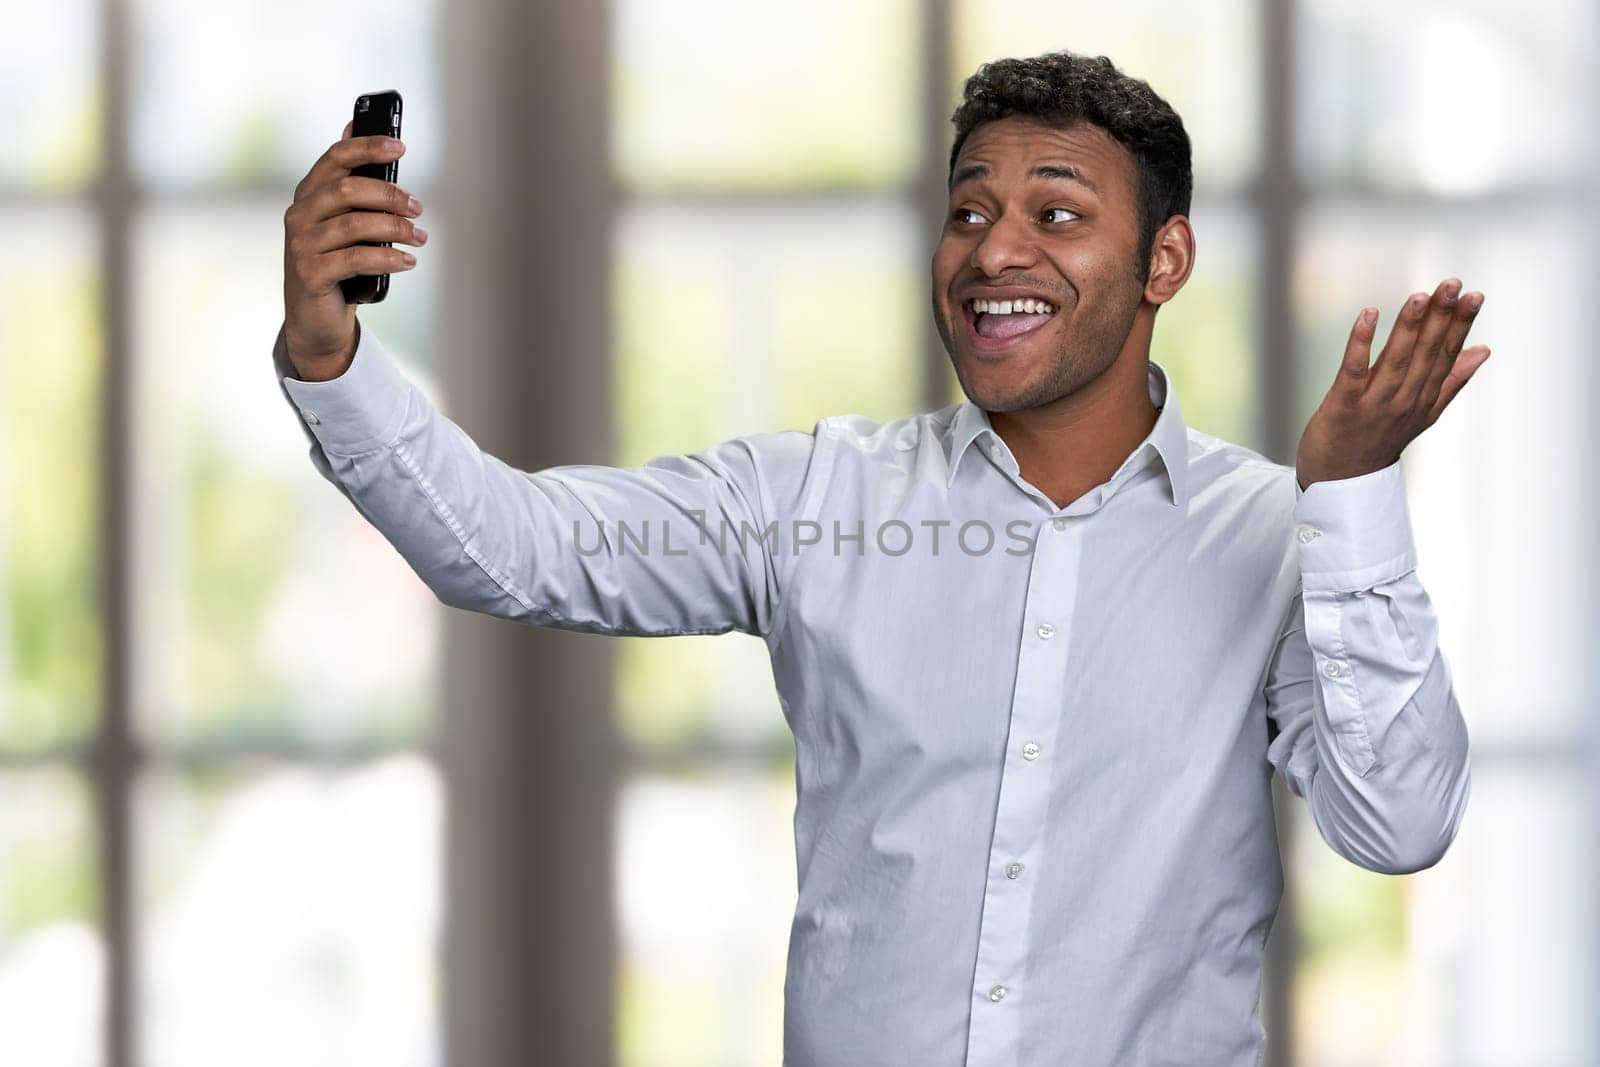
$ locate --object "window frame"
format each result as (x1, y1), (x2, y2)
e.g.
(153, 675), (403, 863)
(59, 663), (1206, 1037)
(7, 0), (1589, 1064)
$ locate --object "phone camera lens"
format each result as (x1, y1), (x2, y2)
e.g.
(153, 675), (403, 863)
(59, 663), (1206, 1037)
(358, 98), (370, 112)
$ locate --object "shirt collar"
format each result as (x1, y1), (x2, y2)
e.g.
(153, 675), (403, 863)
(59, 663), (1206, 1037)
(943, 358), (1191, 509)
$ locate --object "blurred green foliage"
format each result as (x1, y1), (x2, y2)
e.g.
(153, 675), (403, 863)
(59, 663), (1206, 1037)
(1, 250), (102, 751)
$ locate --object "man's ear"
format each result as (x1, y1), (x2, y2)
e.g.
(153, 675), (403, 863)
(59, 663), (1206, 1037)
(1143, 215), (1195, 306)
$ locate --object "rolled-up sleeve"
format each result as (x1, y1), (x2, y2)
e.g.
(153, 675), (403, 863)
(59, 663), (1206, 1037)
(272, 318), (831, 638)
(1263, 460), (1471, 874)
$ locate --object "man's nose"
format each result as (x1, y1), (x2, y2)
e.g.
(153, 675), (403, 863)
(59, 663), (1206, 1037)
(970, 214), (1038, 275)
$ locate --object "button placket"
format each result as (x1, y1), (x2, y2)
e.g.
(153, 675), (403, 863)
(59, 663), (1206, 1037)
(966, 510), (1081, 1063)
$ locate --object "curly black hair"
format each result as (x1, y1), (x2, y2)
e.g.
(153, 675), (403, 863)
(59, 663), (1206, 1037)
(948, 51), (1193, 282)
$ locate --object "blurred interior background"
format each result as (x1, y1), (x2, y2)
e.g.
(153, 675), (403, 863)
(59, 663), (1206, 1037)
(2, 0), (1596, 1064)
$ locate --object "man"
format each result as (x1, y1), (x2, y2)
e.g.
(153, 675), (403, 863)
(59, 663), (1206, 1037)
(275, 50), (1481, 1067)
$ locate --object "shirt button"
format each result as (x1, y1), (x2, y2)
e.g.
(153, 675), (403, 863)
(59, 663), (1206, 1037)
(1005, 862), (1024, 879)
(1036, 622), (1055, 639)
(1297, 524), (1321, 544)
(989, 985), (1009, 1002)
(1051, 517), (1067, 532)
(302, 409), (321, 425)
(1022, 742), (1040, 761)
(1322, 660), (1344, 678)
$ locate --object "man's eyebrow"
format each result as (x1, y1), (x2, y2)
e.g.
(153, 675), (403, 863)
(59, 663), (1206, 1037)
(948, 162), (1101, 196)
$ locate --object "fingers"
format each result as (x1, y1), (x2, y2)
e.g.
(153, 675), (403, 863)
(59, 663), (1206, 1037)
(1414, 288), (1484, 409)
(1335, 305), (1379, 391)
(291, 206), (428, 260)
(1369, 288), (1431, 394)
(1345, 276), (1489, 424)
(304, 244), (418, 292)
(292, 133), (404, 205)
(297, 172), (421, 227)
(1372, 278), (1456, 396)
(1395, 278), (1462, 402)
(1426, 343), (1491, 426)
(284, 125), (424, 298)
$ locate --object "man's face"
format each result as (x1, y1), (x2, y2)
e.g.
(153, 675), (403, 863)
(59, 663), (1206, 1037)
(931, 115), (1148, 413)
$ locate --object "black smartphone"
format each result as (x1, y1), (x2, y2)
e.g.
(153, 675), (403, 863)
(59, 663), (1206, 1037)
(340, 89), (404, 305)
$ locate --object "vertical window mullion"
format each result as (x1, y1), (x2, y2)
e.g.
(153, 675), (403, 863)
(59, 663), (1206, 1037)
(918, 0), (955, 412)
(1259, 0), (1300, 1064)
(96, 0), (137, 1062)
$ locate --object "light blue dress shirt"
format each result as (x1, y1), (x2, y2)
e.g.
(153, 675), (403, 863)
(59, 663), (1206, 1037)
(273, 320), (1470, 1066)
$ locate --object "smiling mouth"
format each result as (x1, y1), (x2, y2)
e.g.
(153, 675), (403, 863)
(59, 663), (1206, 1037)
(961, 299), (1059, 353)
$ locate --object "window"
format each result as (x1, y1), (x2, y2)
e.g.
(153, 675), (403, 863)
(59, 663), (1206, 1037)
(609, 3), (923, 1063)
(0, 3), (447, 1064)
(608, 1), (1599, 1065)
(606, 0), (1268, 1061)
(605, 1), (1265, 1061)
(4, 2), (1590, 1064)
(1287, 1), (1597, 1061)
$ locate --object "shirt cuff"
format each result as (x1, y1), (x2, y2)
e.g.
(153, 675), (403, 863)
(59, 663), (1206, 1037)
(274, 318), (413, 454)
(1292, 459), (1419, 593)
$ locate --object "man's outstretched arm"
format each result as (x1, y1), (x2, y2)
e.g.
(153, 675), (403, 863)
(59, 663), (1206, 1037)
(273, 317), (827, 638)
(1263, 460), (1470, 874)
(275, 123), (827, 639)
(1265, 277), (1489, 873)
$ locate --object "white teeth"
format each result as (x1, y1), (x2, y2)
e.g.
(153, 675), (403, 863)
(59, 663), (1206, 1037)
(971, 297), (1055, 316)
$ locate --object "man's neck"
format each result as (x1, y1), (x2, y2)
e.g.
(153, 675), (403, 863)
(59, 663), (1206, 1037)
(987, 355), (1160, 510)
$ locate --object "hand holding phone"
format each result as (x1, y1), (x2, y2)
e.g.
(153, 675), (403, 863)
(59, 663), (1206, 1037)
(281, 90), (426, 380)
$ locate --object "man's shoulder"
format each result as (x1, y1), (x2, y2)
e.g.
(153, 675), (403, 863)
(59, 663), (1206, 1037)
(1183, 426), (1298, 508)
(687, 406), (952, 497)
(814, 404), (961, 458)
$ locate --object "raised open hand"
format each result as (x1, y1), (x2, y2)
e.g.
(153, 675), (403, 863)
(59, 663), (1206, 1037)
(1295, 277), (1490, 491)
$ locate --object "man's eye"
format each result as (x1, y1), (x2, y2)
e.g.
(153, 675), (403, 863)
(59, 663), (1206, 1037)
(950, 207), (1078, 225)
